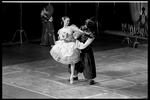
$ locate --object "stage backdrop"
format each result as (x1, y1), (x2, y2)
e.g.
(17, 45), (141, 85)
(2, 3), (133, 43)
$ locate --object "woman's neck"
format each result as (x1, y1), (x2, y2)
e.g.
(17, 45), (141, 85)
(63, 25), (68, 28)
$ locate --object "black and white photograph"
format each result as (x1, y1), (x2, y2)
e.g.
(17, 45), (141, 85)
(2, 1), (148, 99)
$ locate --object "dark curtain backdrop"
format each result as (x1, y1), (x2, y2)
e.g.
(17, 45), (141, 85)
(2, 3), (20, 42)
(2, 3), (132, 43)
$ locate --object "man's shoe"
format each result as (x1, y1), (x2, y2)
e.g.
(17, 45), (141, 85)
(88, 79), (95, 85)
(73, 77), (78, 81)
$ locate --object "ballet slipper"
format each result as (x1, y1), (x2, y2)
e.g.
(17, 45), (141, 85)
(70, 76), (73, 84)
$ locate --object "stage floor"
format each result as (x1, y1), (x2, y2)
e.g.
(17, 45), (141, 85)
(2, 33), (148, 99)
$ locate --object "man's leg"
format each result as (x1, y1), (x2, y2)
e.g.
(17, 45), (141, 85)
(82, 50), (96, 85)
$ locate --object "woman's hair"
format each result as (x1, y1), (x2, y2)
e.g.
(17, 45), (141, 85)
(62, 16), (69, 21)
(60, 16), (70, 27)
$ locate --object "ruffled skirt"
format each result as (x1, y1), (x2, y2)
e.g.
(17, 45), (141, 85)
(50, 40), (80, 65)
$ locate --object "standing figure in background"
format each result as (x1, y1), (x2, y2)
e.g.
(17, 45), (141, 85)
(68, 19), (96, 85)
(40, 3), (55, 46)
(138, 7), (148, 37)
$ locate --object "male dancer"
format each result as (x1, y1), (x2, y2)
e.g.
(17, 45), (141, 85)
(68, 19), (96, 85)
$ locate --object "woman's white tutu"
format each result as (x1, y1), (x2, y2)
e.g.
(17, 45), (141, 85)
(50, 40), (80, 65)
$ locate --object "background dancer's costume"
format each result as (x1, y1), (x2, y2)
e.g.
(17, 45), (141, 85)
(40, 4), (55, 46)
(138, 7), (148, 37)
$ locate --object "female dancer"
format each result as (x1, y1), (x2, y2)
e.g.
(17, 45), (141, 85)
(50, 16), (94, 84)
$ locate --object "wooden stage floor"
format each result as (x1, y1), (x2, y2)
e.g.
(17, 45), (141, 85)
(2, 32), (148, 99)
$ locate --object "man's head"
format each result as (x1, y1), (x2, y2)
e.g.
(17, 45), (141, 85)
(85, 19), (95, 30)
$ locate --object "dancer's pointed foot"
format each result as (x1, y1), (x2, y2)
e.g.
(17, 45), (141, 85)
(70, 76), (74, 84)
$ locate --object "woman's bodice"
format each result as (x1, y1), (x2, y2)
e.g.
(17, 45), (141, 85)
(58, 25), (81, 42)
